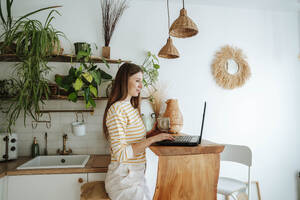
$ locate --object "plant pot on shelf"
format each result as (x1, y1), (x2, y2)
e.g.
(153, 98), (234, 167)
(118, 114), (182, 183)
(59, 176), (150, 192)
(51, 41), (64, 55)
(74, 42), (91, 55)
(102, 46), (110, 59)
(0, 42), (16, 54)
(47, 83), (58, 97)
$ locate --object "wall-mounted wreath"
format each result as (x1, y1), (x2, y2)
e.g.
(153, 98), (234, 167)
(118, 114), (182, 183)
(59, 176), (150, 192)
(211, 45), (251, 89)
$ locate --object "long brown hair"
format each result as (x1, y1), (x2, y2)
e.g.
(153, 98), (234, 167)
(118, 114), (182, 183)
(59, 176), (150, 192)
(103, 63), (143, 139)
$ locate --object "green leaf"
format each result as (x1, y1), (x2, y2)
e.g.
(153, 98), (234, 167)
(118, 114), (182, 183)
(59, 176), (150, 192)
(73, 78), (83, 91)
(55, 76), (63, 87)
(88, 97), (96, 108)
(78, 65), (83, 73)
(90, 71), (100, 85)
(82, 72), (93, 83)
(69, 66), (76, 77)
(99, 69), (112, 80)
(68, 92), (77, 102)
(89, 85), (97, 97)
(153, 64), (160, 69)
(84, 87), (90, 103)
(88, 64), (97, 71)
(76, 50), (89, 60)
(101, 57), (110, 69)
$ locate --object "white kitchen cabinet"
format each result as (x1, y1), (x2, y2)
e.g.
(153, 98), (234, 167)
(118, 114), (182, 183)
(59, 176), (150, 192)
(7, 173), (87, 200)
(87, 173), (106, 182)
(0, 176), (7, 200)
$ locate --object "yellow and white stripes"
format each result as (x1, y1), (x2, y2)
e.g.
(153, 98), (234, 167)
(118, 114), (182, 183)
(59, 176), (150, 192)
(106, 101), (146, 164)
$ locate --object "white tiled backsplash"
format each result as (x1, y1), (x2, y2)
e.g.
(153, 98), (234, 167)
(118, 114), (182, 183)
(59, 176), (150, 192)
(0, 99), (153, 156)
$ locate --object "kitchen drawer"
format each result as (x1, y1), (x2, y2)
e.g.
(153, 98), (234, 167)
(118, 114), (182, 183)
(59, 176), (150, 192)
(87, 173), (106, 182)
(8, 173), (87, 200)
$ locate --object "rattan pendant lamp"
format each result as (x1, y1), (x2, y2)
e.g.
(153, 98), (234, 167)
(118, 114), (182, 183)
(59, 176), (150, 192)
(158, 0), (179, 59)
(169, 0), (198, 38)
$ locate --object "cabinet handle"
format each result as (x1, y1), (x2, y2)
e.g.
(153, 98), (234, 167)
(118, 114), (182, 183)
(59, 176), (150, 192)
(78, 178), (83, 183)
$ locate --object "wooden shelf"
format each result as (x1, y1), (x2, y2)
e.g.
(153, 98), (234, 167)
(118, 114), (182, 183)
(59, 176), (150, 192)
(0, 95), (149, 101)
(0, 54), (130, 64)
(48, 95), (149, 100)
(48, 95), (110, 100)
(38, 109), (94, 113)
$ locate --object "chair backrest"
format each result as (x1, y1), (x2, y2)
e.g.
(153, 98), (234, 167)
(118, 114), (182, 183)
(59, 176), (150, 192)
(221, 144), (252, 167)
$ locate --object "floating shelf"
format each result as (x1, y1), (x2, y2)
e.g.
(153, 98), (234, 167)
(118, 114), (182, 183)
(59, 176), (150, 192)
(0, 54), (131, 64)
(38, 109), (94, 113)
(0, 95), (149, 101)
(48, 95), (149, 100)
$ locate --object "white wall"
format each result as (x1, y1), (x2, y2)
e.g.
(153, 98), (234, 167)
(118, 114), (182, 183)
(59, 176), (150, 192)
(0, 0), (299, 199)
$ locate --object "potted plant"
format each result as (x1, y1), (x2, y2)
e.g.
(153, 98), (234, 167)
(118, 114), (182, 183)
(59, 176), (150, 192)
(74, 42), (90, 55)
(5, 9), (64, 133)
(55, 48), (112, 108)
(100, 0), (128, 59)
(0, 0), (61, 54)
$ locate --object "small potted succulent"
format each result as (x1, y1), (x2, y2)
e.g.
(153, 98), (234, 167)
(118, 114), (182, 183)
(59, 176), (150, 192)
(55, 48), (112, 108)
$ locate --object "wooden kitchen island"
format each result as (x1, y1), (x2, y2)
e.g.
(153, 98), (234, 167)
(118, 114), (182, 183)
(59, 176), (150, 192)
(145, 140), (224, 200)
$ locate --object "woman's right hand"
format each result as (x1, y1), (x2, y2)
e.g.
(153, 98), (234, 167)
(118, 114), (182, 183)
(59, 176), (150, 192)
(150, 133), (174, 144)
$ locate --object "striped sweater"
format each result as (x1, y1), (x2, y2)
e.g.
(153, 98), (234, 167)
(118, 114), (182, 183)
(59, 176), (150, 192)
(106, 100), (146, 164)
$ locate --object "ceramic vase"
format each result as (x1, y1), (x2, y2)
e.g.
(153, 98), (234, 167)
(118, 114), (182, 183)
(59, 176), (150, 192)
(163, 99), (183, 133)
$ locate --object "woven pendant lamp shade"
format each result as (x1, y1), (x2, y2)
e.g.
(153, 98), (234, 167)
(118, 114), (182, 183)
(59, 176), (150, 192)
(169, 8), (198, 38)
(158, 37), (179, 59)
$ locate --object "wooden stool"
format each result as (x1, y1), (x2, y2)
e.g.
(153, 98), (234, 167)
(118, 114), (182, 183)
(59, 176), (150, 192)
(81, 181), (110, 200)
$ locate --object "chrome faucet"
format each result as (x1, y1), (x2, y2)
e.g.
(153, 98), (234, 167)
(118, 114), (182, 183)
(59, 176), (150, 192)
(57, 134), (72, 155)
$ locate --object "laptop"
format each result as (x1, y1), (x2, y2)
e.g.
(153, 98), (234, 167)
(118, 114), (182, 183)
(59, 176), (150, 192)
(156, 101), (207, 146)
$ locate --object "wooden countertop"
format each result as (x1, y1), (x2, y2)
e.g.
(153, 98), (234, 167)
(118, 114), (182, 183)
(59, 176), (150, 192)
(0, 155), (110, 177)
(0, 140), (224, 177)
(149, 140), (224, 156)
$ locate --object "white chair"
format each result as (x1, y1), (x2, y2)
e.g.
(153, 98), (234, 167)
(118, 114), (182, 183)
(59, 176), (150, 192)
(217, 144), (252, 200)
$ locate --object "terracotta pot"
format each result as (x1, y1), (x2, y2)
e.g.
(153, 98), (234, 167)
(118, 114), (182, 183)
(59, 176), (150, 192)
(102, 46), (110, 59)
(163, 99), (183, 133)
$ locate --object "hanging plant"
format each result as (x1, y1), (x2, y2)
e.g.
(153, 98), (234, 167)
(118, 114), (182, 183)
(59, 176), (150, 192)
(5, 9), (64, 133)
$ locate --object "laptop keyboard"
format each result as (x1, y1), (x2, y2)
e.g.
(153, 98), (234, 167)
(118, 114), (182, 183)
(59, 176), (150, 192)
(174, 136), (193, 143)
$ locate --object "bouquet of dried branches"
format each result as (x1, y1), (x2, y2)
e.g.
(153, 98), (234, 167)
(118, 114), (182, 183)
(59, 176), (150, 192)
(149, 82), (168, 117)
(100, 0), (128, 47)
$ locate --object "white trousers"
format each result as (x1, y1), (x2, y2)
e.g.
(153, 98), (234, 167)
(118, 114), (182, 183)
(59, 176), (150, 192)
(105, 162), (151, 200)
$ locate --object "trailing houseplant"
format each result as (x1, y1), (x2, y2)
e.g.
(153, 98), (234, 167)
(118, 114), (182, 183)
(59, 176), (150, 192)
(55, 48), (112, 108)
(0, 0), (61, 54)
(140, 51), (162, 117)
(100, 0), (128, 58)
(5, 9), (64, 133)
(141, 51), (160, 93)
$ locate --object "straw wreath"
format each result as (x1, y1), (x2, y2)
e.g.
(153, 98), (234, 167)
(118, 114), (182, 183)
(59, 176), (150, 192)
(211, 45), (251, 89)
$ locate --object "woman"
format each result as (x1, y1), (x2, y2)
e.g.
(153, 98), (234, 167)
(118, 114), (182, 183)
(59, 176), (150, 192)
(103, 63), (173, 200)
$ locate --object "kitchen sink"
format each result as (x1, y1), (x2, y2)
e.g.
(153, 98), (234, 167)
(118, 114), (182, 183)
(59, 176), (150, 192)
(17, 155), (90, 170)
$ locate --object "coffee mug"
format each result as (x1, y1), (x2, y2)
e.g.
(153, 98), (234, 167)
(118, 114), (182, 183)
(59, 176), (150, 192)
(157, 117), (170, 132)
(71, 121), (86, 136)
